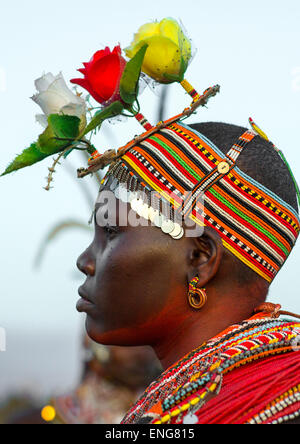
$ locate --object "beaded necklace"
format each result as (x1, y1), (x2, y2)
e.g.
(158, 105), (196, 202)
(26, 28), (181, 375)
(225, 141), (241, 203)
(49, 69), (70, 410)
(122, 311), (300, 425)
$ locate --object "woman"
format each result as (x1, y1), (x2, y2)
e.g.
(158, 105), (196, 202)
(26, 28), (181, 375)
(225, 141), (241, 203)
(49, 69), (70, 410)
(76, 120), (300, 424)
(4, 17), (300, 425)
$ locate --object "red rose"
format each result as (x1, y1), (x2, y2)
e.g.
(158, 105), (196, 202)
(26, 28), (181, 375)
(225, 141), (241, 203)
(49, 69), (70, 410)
(71, 45), (126, 105)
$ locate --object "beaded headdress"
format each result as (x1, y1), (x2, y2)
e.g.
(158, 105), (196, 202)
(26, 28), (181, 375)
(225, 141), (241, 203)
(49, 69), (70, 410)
(2, 17), (300, 282)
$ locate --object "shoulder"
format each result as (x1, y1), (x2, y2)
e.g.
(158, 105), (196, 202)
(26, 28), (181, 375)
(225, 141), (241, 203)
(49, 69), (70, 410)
(151, 344), (300, 423)
(133, 317), (300, 425)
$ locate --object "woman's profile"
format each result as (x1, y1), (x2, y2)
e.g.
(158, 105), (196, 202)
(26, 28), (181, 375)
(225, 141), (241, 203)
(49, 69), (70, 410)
(3, 17), (300, 425)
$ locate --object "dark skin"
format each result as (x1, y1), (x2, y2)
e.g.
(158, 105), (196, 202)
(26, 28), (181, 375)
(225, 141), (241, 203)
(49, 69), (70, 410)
(77, 190), (300, 424)
(77, 190), (269, 371)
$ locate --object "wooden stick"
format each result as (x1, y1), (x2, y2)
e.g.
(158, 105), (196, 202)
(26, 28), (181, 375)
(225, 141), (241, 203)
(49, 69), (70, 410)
(77, 85), (220, 179)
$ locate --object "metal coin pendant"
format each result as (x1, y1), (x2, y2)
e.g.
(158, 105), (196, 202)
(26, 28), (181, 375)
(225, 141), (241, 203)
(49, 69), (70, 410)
(129, 192), (136, 203)
(131, 198), (139, 212)
(137, 201), (146, 217)
(161, 219), (175, 234)
(135, 199), (144, 214)
(119, 187), (129, 203)
(110, 178), (118, 191)
(148, 208), (158, 223)
(183, 413), (198, 424)
(114, 187), (120, 200)
(169, 223), (182, 238)
(154, 214), (164, 228)
(140, 204), (150, 220)
(172, 227), (184, 240)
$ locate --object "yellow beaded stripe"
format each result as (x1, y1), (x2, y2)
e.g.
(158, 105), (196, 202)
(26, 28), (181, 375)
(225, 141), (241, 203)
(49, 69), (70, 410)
(153, 343), (299, 424)
(153, 380), (220, 425)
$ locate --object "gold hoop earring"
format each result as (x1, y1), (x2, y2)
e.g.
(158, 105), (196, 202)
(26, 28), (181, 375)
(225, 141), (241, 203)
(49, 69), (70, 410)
(188, 277), (207, 310)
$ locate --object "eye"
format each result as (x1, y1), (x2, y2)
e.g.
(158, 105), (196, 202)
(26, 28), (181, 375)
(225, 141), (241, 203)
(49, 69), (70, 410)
(103, 224), (119, 238)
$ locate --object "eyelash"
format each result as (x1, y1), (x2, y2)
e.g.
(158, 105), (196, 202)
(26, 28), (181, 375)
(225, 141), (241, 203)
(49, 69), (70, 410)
(103, 224), (119, 237)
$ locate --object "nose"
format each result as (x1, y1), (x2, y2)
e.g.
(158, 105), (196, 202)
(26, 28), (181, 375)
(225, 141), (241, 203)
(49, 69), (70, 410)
(77, 247), (95, 277)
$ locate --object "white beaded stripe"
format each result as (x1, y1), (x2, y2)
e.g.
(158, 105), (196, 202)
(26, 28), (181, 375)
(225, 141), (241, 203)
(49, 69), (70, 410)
(183, 171), (220, 214)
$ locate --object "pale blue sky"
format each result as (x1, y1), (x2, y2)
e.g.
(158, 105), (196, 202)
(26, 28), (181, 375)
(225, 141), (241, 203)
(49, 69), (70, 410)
(1, 0), (300, 396)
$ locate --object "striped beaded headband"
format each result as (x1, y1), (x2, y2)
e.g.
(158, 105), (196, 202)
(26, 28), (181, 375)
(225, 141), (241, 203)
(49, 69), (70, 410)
(97, 120), (300, 283)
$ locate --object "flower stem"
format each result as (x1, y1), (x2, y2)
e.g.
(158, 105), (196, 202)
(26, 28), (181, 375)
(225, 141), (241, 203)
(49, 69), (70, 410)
(180, 79), (201, 103)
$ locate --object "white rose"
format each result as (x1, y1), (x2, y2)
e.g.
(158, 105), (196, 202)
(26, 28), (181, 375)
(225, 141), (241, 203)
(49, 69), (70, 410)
(31, 72), (86, 128)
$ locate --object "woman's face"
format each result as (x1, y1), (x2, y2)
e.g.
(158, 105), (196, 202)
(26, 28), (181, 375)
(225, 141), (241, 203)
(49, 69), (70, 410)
(76, 190), (189, 347)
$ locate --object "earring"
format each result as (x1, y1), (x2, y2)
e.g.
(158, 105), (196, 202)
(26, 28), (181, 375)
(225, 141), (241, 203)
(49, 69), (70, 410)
(188, 277), (207, 310)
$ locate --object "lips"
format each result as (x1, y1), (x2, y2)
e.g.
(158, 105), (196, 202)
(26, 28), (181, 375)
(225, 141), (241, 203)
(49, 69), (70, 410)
(77, 286), (95, 313)
(78, 286), (94, 303)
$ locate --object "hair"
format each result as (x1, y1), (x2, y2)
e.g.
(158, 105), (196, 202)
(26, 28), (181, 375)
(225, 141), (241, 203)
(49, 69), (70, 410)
(190, 122), (299, 286)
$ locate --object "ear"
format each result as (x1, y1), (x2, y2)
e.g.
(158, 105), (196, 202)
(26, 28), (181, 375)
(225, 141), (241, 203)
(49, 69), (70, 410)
(187, 227), (224, 287)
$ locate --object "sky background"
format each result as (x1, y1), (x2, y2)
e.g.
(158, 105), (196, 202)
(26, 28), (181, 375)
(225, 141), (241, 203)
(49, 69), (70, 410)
(1, 0), (300, 400)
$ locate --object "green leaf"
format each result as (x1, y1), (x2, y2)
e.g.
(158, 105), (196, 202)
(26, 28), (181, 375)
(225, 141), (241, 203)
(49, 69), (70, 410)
(119, 44), (148, 105)
(163, 57), (188, 83)
(178, 56), (188, 81)
(48, 114), (81, 139)
(1, 115), (82, 177)
(38, 125), (67, 155)
(1, 143), (48, 176)
(83, 101), (124, 136)
(163, 73), (181, 83)
(38, 115), (81, 155)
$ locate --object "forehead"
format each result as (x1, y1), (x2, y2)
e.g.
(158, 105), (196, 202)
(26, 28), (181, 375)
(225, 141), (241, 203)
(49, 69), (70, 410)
(95, 187), (153, 230)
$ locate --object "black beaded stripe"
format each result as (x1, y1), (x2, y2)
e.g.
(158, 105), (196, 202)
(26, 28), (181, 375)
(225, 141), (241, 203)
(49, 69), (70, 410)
(158, 130), (212, 176)
(131, 150), (180, 197)
(226, 174), (299, 233)
(168, 125), (221, 166)
(203, 200), (281, 269)
(215, 179), (295, 248)
(203, 214), (277, 273)
(131, 144), (190, 192)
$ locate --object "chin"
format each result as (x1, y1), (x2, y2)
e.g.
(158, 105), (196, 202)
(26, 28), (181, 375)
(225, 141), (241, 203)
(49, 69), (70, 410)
(85, 316), (148, 347)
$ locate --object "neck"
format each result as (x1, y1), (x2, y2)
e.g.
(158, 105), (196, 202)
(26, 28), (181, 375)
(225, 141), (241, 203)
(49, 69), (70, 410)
(152, 301), (256, 371)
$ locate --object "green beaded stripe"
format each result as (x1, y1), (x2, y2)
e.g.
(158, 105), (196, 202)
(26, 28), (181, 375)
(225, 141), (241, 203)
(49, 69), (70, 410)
(149, 135), (202, 182)
(209, 187), (290, 256)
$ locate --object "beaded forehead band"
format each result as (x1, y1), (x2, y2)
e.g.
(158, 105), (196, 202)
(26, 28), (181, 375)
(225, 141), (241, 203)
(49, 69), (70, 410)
(2, 18), (299, 282)
(95, 119), (299, 283)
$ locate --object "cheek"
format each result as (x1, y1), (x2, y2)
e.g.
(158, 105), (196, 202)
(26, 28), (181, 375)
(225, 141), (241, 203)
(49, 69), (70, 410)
(92, 231), (183, 331)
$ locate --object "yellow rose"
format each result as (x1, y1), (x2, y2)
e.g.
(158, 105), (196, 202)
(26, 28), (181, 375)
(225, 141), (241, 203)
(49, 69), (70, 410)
(125, 18), (192, 84)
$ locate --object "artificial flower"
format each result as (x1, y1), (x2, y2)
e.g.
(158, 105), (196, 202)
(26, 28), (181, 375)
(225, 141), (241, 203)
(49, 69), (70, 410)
(125, 18), (192, 83)
(71, 46), (126, 106)
(32, 72), (86, 128)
